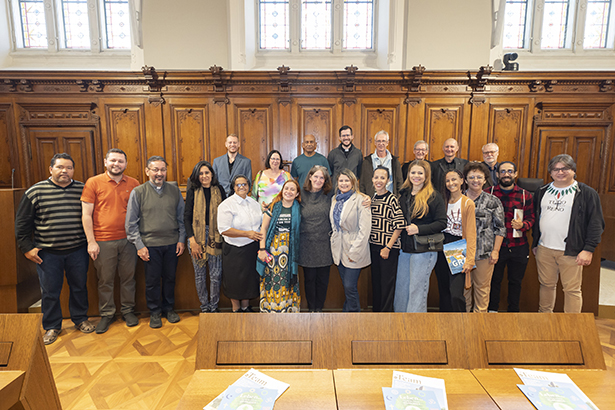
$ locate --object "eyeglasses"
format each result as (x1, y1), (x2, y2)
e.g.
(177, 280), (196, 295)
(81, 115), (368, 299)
(148, 168), (167, 173)
(467, 176), (484, 181)
(235, 183), (248, 188)
(552, 167), (571, 173)
(414, 149), (427, 152)
(499, 169), (515, 175)
(482, 151), (498, 155)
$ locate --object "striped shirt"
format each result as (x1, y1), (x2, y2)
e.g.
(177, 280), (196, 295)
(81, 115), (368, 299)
(15, 178), (86, 253)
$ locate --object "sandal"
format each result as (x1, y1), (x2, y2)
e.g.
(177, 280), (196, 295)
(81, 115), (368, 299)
(75, 320), (95, 333)
(43, 329), (61, 345)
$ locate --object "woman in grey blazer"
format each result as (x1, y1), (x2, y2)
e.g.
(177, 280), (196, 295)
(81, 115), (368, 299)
(330, 169), (371, 312)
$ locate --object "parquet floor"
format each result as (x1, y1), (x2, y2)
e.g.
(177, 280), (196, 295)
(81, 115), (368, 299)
(46, 313), (615, 410)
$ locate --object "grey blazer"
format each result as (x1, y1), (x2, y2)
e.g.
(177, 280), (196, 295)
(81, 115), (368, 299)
(213, 153), (252, 196)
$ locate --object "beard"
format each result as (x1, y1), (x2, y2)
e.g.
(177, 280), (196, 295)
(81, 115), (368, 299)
(499, 177), (514, 187)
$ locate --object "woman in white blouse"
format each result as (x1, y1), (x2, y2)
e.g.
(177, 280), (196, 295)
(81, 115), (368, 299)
(217, 175), (263, 312)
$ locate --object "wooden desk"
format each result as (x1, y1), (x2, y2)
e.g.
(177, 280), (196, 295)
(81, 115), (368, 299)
(176, 369), (337, 410)
(0, 370), (24, 410)
(471, 369), (615, 410)
(333, 369), (498, 409)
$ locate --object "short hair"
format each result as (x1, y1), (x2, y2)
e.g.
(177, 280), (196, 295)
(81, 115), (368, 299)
(146, 156), (167, 168)
(50, 153), (74, 167)
(414, 140), (429, 150)
(463, 161), (490, 180)
(265, 149), (283, 169)
(303, 134), (316, 142)
(105, 148), (127, 160)
(230, 174), (251, 194)
(187, 160), (220, 191)
(481, 143), (499, 152)
(336, 168), (360, 193)
(374, 165), (390, 179)
(303, 165), (333, 194)
(497, 161), (517, 173)
(442, 169), (466, 203)
(339, 125), (353, 137)
(443, 138), (458, 147)
(374, 130), (389, 141)
(226, 134), (239, 142)
(548, 154), (576, 173)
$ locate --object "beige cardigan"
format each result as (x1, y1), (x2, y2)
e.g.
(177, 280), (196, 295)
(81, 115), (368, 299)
(329, 191), (372, 269)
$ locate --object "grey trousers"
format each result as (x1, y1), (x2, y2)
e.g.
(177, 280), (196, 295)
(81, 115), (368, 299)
(93, 238), (137, 316)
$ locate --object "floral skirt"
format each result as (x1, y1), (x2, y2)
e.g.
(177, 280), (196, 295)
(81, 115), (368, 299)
(259, 232), (300, 312)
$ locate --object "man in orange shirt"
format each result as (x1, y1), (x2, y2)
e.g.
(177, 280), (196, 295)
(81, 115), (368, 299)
(81, 148), (140, 333)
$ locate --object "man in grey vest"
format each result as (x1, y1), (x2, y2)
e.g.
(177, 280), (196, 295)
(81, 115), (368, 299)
(126, 156), (186, 328)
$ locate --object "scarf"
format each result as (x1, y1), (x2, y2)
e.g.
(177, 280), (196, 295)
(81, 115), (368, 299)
(193, 185), (223, 266)
(333, 189), (354, 230)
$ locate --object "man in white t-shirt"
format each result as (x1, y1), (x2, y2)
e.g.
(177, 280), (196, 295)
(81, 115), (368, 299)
(532, 154), (604, 313)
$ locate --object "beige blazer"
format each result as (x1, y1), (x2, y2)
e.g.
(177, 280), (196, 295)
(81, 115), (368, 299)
(329, 191), (372, 269)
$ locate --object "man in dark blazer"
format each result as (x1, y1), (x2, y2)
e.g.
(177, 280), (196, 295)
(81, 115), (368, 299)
(431, 138), (469, 194)
(481, 142), (500, 188)
(213, 134), (253, 196)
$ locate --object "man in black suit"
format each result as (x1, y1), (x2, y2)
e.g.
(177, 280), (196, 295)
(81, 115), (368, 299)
(431, 138), (468, 194)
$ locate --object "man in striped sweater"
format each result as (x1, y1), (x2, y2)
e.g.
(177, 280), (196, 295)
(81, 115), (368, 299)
(15, 153), (94, 345)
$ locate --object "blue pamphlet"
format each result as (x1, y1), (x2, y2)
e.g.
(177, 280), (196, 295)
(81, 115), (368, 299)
(217, 386), (277, 410)
(517, 384), (593, 410)
(443, 239), (467, 275)
(382, 387), (440, 410)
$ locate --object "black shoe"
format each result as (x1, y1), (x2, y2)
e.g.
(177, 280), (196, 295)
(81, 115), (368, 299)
(165, 310), (180, 323)
(96, 316), (115, 334)
(123, 312), (138, 327)
(241, 306), (256, 313)
(150, 313), (162, 328)
(210, 308), (221, 313)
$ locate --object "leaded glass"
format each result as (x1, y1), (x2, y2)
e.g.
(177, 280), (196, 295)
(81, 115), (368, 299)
(18, 0), (47, 48)
(503, 0), (529, 48)
(584, 0), (612, 48)
(103, 0), (131, 49)
(259, 0), (290, 49)
(301, 0), (332, 49)
(343, 0), (374, 50)
(541, 0), (571, 49)
(61, 0), (90, 49)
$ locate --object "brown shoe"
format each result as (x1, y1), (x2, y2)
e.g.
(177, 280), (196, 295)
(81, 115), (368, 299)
(43, 329), (61, 345)
(75, 320), (95, 333)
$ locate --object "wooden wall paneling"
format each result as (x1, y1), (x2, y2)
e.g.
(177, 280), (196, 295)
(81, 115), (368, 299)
(295, 98), (339, 159)
(468, 99), (489, 161)
(339, 98), (361, 152)
(360, 99), (407, 158)
(402, 98), (425, 166)
(0, 105), (18, 187)
(486, 101), (530, 168)
(208, 98), (230, 161)
(277, 98), (293, 169)
(423, 98), (471, 162)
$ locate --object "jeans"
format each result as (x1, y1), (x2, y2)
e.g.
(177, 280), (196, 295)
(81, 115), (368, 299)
(303, 266), (331, 311)
(337, 263), (361, 312)
(93, 238), (137, 316)
(394, 250), (437, 313)
(144, 244), (179, 315)
(37, 246), (90, 330)
(488, 243), (529, 312)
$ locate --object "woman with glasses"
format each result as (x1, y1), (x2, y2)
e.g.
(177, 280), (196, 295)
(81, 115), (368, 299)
(252, 150), (292, 211)
(217, 175), (263, 312)
(463, 162), (506, 312)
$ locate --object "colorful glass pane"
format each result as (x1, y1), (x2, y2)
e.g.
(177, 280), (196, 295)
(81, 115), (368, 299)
(343, 0), (373, 49)
(541, 0), (571, 49)
(301, 0), (332, 49)
(259, 0), (290, 49)
(18, 0), (47, 48)
(584, 0), (612, 48)
(61, 0), (90, 49)
(503, 0), (529, 49)
(104, 0), (131, 49)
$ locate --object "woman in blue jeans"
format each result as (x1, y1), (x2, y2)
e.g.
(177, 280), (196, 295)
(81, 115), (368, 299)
(330, 169), (371, 312)
(394, 160), (447, 312)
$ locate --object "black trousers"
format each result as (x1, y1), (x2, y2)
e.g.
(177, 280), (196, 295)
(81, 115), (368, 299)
(369, 243), (399, 312)
(144, 244), (178, 315)
(303, 266), (331, 311)
(434, 233), (466, 312)
(488, 242), (529, 312)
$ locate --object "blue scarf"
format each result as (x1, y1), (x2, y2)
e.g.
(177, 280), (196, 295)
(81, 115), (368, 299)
(256, 200), (301, 284)
(333, 189), (354, 230)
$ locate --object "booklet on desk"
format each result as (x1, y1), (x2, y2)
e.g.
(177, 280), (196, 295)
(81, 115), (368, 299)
(382, 387), (440, 410)
(517, 384), (592, 410)
(514, 368), (599, 410)
(217, 386), (277, 410)
(391, 371), (448, 410)
(204, 368), (290, 410)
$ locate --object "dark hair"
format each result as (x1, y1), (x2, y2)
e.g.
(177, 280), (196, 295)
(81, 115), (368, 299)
(373, 165), (390, 179)
(106, 148), (127, 160)
(230, 174), (251, 195)
(265, 150), (283, 169)
(463, 161), (490, 182)
(497, 161), (517, 173)
(443, 169), (465, 203)
(187, 161), (220, 191)
(303, 165), (333, 194)
(50, 153), (74, 167)
(339, 125), (353, 137)
(548, 154), (576, 173)
(146, 156), (167, 168)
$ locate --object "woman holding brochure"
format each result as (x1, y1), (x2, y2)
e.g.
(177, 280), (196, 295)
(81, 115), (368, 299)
(433, 169), (476, 312)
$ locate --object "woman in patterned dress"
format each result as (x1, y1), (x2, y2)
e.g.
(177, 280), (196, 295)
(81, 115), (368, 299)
(252, 150), (292, 211)
(256, 179), (302, 312)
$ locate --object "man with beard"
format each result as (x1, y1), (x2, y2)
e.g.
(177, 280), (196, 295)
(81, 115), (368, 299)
(81, 148), (140, 333)
(328, 125), (363, 182)
(486, 161), (535, 312)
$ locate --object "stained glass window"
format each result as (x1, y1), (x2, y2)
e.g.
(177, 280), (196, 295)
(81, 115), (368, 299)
(259, 0), (290, 49)
(103, 0), (131, 49)
(343, 0), (374, 49)
(17, 0), (47, 48)
(61, 0), (91, 49)
(301, 0), (332, 49)
(541, 0), (571, 49)
(503, 0), (529, 49)
(584, 0), (612, 48)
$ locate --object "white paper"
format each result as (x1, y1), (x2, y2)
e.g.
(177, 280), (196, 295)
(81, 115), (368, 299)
(513, 208), (524, 238)
(392, 371), (448, 410)
(514, 368), (599, 410)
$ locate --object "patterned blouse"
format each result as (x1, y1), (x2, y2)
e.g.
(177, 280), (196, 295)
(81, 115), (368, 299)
(252, 170), (292, 207)
(473, 191), (506, 260)
(369, 191), (405, 249)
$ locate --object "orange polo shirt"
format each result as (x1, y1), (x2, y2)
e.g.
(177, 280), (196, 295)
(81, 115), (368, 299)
(81, 172), (140, 241)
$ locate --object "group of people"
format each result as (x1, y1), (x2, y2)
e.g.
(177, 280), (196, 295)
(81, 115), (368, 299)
(14, 128), (605, 346)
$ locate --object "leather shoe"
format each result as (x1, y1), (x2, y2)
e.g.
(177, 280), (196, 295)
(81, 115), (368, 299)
(150, 313), (162, 328)
(75, 320), (95, 333)
(123, 312), (139, 327)
(96, 316), (115, 334)
(241, 306), (255, 313)
(43, 329), (61, 345)
(165, 310), (180, 323)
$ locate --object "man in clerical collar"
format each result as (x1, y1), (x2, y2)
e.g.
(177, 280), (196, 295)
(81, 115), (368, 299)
(327, 125), (363, 183)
